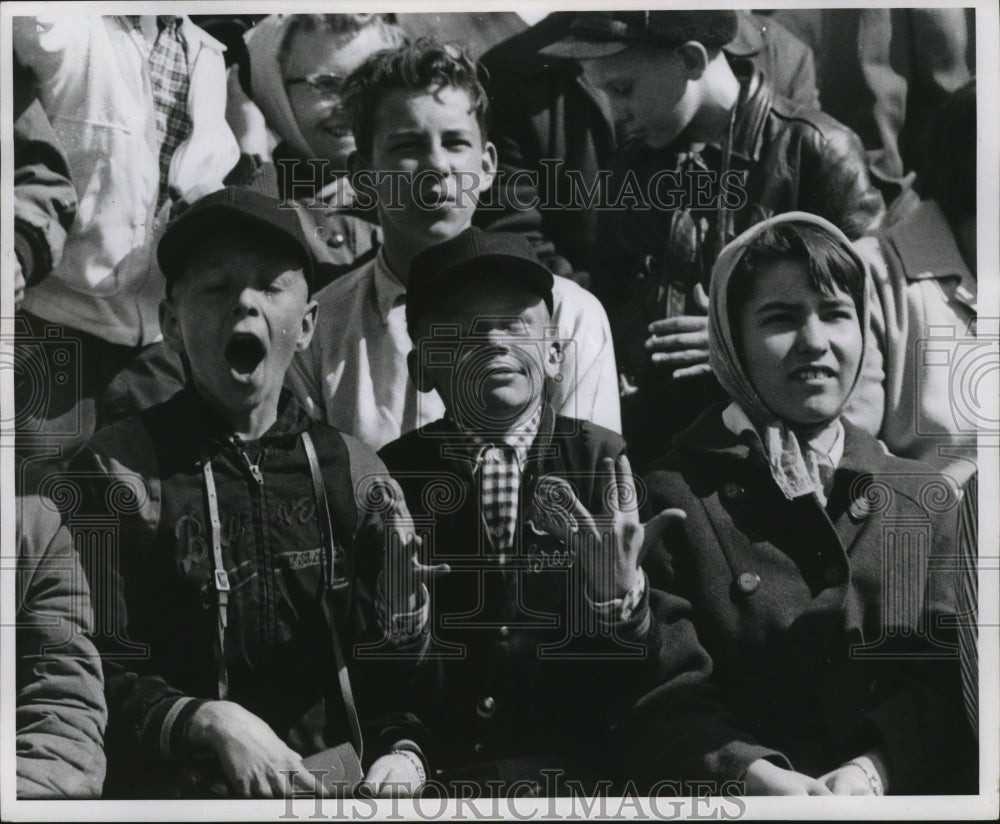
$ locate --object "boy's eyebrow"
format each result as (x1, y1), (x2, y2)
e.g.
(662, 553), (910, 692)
(385, 126), (477, 140)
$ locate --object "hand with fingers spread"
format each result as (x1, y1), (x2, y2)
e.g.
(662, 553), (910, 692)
(378, 479), (450, 626)
(646, 283), (713, 380)
(539, 454), (686, 603)
(185, 700), (324, 798)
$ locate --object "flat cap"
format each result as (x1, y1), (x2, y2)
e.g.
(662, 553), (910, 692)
(541, 10), (739, 60)
(406, 227), (554, 331)
(158, 186), (315, 290)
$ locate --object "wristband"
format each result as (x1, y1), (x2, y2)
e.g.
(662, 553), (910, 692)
(391, 747), (427, 784)
(845, 759), (884, 796)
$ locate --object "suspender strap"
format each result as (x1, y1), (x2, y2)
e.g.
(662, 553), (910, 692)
(201, 455), (230, 701)
(301, 430), (364, 765)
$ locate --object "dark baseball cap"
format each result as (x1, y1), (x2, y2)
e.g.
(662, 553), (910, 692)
(541, 10), (739, 60)
(158, 186), (315, 291)
(406, 227), (554, 332)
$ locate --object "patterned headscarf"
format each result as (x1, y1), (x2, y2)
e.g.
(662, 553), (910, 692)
(245, 15), (314, 158)
(707, 211), (870, 500)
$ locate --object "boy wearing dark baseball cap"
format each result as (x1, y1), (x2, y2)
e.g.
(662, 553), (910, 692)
(376, 227), (734, 793)
(66, 187), (436, 798)
(543, 10), (885, 469)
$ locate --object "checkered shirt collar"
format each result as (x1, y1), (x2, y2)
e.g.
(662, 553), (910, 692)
(466, 404), (542, 467)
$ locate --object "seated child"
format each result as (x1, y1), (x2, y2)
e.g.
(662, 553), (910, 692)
(641, 212), (976, 794)
(65, 187), (430, 798)
(378, 226), (750, 793)
(287, 38), (621, 451)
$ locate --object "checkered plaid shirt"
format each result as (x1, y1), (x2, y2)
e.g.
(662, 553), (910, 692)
(473, 406), (541, 555)
(128, 16), (192, 211)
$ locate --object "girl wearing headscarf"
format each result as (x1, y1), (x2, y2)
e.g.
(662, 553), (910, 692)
(241, 14), (406, 285)
(641, 212), (976, 795)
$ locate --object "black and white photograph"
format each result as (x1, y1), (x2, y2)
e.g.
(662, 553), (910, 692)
(1, 1), (997, 819)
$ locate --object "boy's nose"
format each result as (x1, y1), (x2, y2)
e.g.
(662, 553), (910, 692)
(233, 289), (262, 317)
(423, 142), (452, 175)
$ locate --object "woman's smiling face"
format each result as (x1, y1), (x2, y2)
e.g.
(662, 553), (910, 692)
(738, 257), (863, 427)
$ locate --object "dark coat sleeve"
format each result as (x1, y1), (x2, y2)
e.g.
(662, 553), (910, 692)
(857, 484), (977, 793)
(66, 440), (209, 768)
(609, 586), (791, 789)
(339, 432), (435, 766)
(637, 467), (794, 783)
(16, 495), (107, 799)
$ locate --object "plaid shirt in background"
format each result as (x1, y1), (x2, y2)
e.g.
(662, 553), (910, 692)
(128, 16), (193, 211)
(474, 406), (541, 556)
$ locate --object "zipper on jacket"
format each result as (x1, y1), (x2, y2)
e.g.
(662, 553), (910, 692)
(240, 449), (264, 486)
(232, 439), (273, 659)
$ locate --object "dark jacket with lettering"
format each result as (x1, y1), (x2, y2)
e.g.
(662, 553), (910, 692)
(65, 386), (423, 796)
(599, 65), (885, 468)
(378, 405), (776, 790)
(641, 408), (976, 793)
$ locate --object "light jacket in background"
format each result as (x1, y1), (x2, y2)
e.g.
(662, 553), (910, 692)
(13, 14), (239, 346)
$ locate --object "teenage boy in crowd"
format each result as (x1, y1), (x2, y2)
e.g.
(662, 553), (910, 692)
(377, 226), (783, 793)
(543, 10), (886, 467)
(288, 39), (621, 452)
(64, 188), (433, 798)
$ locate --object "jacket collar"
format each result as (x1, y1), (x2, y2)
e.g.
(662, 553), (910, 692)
(660, 60), (770, 166)
(373, 249), (407, 324)
(723, 60), (771, 164)
(884, 199), (977, 310)
(672, 404), (757, 461)
(438, 402), (557, 472)
(176, 384), (314, 448)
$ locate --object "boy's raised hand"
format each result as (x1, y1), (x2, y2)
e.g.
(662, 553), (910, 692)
(645, 283), (713, 380)
(538, 455), (685, 602)
(379, 478), (450, 618)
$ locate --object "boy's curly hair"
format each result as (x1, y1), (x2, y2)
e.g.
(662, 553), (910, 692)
(342, 37), (490, 159)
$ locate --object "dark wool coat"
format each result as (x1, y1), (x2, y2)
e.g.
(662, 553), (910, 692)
(642, 407), (977, 794)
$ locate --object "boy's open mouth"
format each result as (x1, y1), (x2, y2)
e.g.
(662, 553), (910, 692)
(224, 333), (267, 377)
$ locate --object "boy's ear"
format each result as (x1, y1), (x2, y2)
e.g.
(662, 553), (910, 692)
(676, 41), (709, 79)
(475, 140), (498, 194)
(159, 298), (186, 356)
(406, 348), (435, 394)
(296, 298), (319, 352)
(543, 339), (563, 381)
